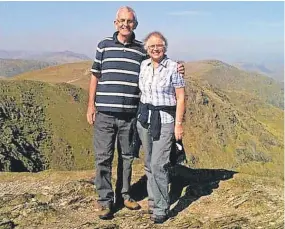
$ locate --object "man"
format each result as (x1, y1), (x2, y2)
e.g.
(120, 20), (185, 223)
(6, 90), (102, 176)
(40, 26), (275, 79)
(87, 6), (184, 220)
(87, 6), (144, 220)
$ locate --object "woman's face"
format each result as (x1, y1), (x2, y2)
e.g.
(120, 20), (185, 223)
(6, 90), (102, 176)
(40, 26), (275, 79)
(146, 36), (165, 62)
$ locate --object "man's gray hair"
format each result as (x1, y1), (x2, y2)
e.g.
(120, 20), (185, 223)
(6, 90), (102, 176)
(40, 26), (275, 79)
(143, 31), (168, 51)
(116, 6), (138, 23)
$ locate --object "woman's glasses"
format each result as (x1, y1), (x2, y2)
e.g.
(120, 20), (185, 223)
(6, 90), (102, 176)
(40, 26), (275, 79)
(148, 44), (165, 50)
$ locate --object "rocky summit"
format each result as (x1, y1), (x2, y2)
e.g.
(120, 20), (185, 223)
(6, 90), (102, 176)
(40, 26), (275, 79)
(0, 165), (283, 229)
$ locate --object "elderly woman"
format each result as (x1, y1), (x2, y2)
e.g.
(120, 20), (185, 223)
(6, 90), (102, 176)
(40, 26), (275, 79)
(136, 31), (185, 224)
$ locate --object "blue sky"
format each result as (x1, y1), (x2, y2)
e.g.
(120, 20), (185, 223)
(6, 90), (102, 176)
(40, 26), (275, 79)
(0, 1), (284, 63)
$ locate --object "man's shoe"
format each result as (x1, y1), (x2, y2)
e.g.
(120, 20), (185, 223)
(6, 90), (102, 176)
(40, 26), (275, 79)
(98, 206), (113, 220)
(150, 214), (168, 224)
(124, 199), (141, 210)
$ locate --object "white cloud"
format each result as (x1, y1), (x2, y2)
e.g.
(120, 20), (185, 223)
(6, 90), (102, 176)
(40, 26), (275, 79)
(167, 10), (210, 16)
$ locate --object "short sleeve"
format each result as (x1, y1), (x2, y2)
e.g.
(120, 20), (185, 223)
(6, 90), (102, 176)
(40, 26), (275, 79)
(90, 41), (104, 78)
(172, 63), (186, 88)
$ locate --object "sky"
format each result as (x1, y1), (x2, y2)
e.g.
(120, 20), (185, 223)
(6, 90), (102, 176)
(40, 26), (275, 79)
(0, 1), (284, 63)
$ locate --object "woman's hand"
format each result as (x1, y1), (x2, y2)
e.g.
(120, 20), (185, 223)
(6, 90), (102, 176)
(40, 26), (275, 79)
(175, 124), (183, 140)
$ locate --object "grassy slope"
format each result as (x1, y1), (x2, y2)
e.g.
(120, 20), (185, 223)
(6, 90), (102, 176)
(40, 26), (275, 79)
(185, 60), (284, 109)
(182, 76), (283, 179)
(14, 61), (92, 90)
(0, 80), (94, 171)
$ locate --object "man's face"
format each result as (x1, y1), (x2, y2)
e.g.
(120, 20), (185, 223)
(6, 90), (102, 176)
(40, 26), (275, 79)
(147, 36), (166, 62)
(115, 9), (136, 37)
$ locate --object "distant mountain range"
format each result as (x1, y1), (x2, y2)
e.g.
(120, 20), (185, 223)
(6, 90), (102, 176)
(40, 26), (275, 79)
(0, 59), (57, 77)
(0, 50), (92, 77)
(0, 50), (91, 63)
(232, 61), (284, 82)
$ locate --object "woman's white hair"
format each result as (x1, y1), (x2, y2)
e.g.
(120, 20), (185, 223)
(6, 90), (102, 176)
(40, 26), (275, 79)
(143, 31), (168, 52)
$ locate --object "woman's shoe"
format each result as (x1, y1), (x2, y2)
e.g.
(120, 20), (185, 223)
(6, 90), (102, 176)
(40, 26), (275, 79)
(150, 214), (168, 224)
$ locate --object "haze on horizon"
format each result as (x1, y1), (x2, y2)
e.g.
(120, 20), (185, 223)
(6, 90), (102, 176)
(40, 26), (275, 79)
(0, 1), (284, 63)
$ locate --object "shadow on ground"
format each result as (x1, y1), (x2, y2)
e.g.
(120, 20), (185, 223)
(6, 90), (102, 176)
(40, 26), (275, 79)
(129, 165), (237, 216)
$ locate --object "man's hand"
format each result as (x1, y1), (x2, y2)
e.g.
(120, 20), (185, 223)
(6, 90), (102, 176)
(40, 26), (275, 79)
(87, 104), (96, 125)
(177, 62), (185, 77)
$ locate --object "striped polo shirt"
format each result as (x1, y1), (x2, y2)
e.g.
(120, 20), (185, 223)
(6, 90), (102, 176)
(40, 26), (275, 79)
(91, 31), (147, 113)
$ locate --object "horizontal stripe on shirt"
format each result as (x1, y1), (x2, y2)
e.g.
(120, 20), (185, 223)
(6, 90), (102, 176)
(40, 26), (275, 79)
(102, 58), (140, 65)
(97, 47), (103, 53)
(98, 73), (139, 84)
(102, 51), (144, 63)
(96, 92), (140, 98)
(90, 69), (100, 73)
(104, 47), (145, 56)
(96, 95), (140, 106)
(101, 69), (139, 76)
(93, 58), (101, 63)
(98, 81), (138, 87)
(101, 61), (140, 74)
(96, 103), (138, 108)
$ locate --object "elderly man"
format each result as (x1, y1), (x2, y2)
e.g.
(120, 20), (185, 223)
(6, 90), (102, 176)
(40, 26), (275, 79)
(87, 6), (184, 220)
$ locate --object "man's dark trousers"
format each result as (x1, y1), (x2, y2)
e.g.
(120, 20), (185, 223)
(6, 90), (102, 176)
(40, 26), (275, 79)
(94, 111), (135, 208)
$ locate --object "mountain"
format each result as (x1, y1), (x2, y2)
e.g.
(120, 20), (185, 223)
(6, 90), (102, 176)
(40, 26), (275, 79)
(0, 58), (57, 77)
(0, 49), (91, 64)
(0, 50), (91, 77)
(233, 61), (284, 82)
(0, 50), (34, 59)
(27, 50), (92, 64)
(185, 60), (284, 109)
(0, 80), (94, 172)
(14, 61), (92, 89)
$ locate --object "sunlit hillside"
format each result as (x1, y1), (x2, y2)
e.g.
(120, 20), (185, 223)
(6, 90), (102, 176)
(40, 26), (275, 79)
(14, 61), (93, 90)
(0, 80), (94, 171)
(185, 60), (284, 109)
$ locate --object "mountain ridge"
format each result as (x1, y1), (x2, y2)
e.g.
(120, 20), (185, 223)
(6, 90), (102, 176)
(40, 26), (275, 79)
(0, 50), (92, 77)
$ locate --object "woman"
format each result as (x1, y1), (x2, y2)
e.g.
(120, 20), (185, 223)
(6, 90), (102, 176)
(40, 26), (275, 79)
(136, 31), (185, 224)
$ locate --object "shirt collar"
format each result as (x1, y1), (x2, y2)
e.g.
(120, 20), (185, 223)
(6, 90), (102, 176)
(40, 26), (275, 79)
(113, 31), (136, 45)
(146, 55), (168, 68)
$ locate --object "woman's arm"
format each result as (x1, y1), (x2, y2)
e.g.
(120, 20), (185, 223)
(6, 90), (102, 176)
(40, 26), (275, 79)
(174, 87), (185, 140)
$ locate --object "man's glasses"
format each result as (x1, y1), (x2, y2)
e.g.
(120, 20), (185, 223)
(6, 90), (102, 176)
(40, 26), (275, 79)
(148, 44), (165, 50)
(117, 19), (135, 25)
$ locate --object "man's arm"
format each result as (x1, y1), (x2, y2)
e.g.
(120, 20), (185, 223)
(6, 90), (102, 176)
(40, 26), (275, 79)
(87, 41), (104, 124)
(86, 73), (99, 125)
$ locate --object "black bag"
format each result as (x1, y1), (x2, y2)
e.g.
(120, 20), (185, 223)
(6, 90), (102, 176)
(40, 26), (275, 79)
(170, 139), (187, 166)
(129, 118), (141, 158)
